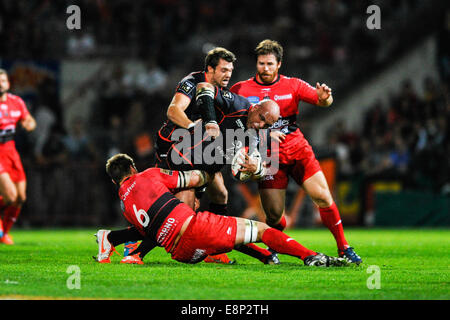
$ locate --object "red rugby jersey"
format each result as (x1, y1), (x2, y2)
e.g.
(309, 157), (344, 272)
(230, 74), (318, 139)
(118, 167), (194, 250)
(0, 93), (30, 148)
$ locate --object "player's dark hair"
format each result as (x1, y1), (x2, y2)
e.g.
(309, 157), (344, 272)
(106, 153), (137, 184)
(204, 47), (236, 72)
(255, 39), (283, 62)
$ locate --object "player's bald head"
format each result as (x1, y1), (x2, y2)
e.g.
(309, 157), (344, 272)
(259, 99), (280, 122)
(247, 99), (280, 130)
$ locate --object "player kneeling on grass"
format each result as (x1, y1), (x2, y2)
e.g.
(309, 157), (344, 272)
(95, 153), (348, 267)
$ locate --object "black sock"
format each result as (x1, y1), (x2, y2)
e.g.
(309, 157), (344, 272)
(130, 237), (158, 260)
(107, 227), (143, 247)
(208, 202), (228, 215)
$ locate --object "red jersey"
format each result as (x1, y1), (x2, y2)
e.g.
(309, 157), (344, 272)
(118, 167), (194, 252)
(0, 93), (30, 148)
(230, 74), (318, 147)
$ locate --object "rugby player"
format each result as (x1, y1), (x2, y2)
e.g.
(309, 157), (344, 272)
(95, 153), (348, 268)
(0, 69), (36, 244)
(111, 87), (283, 265)
(230, 40), (362, 264)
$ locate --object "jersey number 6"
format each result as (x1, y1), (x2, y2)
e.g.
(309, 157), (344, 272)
(133, 204), (150, 228)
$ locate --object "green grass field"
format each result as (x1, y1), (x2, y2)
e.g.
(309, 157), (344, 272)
(0, 228), (448, 300)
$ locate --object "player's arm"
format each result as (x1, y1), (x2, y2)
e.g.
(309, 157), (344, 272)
(20, 114), (36, 132)
(196, 82), (220, 138)
(166, 93), (196, 129)
(158, 168), (211, 190)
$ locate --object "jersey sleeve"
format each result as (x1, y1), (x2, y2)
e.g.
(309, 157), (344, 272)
(175, 77), (196, 100)
(17, 96), (30, 121)
(294, 78), (319, 105)
(216, 90), (250, 115)
(155, 168), (180, 190)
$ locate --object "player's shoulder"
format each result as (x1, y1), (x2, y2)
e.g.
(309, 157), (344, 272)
(6, 93), (24, 103)
(230, 77), (256, 94)
(177, 71), (205, 96)
(180, 71), (205, 84)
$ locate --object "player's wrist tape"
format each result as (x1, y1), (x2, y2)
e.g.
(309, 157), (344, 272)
(187, 122), (196, 129)
(206, 120), (218, 125)
(196, 86), (217, 123)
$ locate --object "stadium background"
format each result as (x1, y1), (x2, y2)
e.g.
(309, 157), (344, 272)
(1, 0), (448, 230)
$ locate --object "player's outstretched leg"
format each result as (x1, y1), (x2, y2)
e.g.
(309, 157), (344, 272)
(303, 172), (362, 265)
(235, 218), (349, 267)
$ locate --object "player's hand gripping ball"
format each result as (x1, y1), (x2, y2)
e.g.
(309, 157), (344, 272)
(231, 147), (262, 182)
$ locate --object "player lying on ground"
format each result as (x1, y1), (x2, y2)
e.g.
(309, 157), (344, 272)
(95, 153), (349, 267)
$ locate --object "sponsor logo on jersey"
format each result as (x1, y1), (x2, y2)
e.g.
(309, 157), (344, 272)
(274, 93), (293, 101)
(247, 96), (260, 104)
(262, 175), (274, 181)
(157, 217), (177, 243)
(179, 80), (195, 95)
(0, 104), (7, 110)
(261, 88), (271, 99)
(160, 168), (173, 176)
(235, 119), (245, 130)
(121, 181), (136, 201)
(10, 110), (21, 117)
(270, 118), (290, 129)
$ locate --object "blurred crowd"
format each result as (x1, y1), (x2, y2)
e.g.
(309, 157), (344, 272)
(327, 77), (450, 195)
(1, 0), (448, 226)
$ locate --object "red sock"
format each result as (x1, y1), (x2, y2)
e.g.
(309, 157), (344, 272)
(319, 202), (349, 251)
(261, 228), (316, 260)
(236, 243), (272, 261)
(270, 215), (286, 231)
(2, 205), (21, 234)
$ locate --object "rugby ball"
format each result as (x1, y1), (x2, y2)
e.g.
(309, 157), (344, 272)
(231, 147), (261, 182)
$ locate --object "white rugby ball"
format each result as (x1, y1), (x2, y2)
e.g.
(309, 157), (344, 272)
(231, 147), (261, 182)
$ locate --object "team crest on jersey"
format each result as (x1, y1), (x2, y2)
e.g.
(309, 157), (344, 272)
(179, 81), (195, 95)
(222, 90), (234, 100)
(160, 168), (173, 176)
(247, 96), (260, 104)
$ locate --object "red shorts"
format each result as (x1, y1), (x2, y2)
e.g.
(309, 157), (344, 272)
(170, 211), (237, 263)
(0, 144), (26, 182)
(259, 133), (321, 189)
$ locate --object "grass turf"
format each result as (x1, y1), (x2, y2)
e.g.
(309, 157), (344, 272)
(0, 228), (448, 300)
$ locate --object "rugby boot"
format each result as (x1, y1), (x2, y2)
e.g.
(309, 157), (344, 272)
(204, 253), (236, 264)
(339, 247), (362, 265)
(304, 253), (349, 267)
(120, 253), (144, 265)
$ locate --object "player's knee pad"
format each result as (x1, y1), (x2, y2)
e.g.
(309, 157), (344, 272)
(243, 219), (258, 245)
